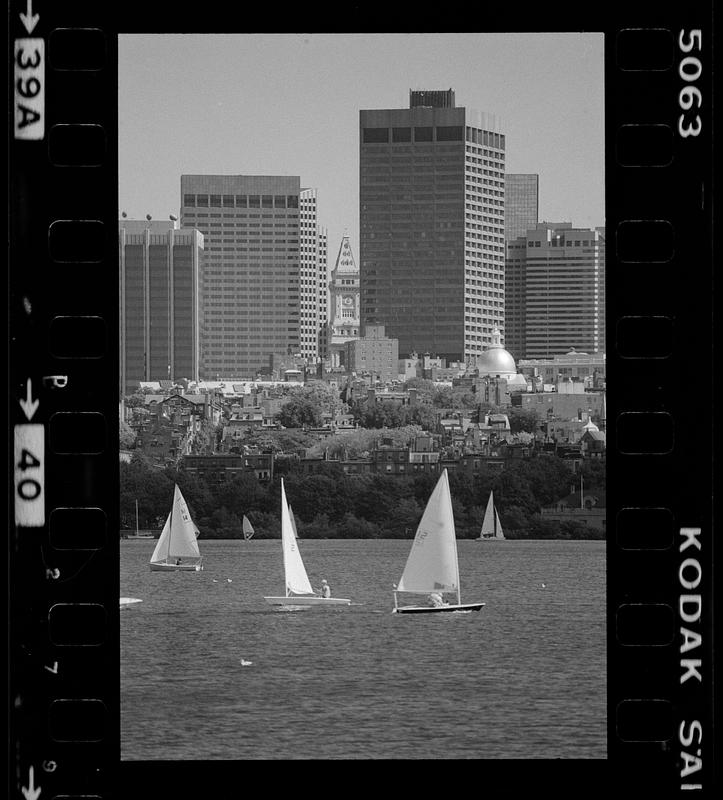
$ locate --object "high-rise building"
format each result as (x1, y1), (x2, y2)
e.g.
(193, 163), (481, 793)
(328, 234), (360, 367)
(180, 175), (320, 379)
(504, 174), (539, 241)
(511, 222), (605, 359)
(118, 219), (203, 396)
(359, 89), (506, 363)
(299, 188), (329, 363)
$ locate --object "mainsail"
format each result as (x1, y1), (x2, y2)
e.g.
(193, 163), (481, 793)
(242, 515), (254, 541)
(280, 480), (314, 596)
(397, 469), (460, 597)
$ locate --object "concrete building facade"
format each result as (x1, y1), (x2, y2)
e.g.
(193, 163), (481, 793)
(359, 88), (506, 363)
(180, 175), (317, 379)
(506, 222), (605, 359)
(119, 219), (203, 396)
(344, 324), (399, 384)
(299, 188), (328, 363)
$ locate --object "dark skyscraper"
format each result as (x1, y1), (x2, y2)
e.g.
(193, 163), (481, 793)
(359, 89), (506, 363)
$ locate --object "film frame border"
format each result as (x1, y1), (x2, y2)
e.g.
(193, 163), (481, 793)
(8, 4), (716, 796)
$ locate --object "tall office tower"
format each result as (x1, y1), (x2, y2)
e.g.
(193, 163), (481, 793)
(523, 223), (606, 358)
(118, 219), (203, 396)
(504, 174), (539, 241)
(328, 234), (361, 367)
(299, 188), (329, 363)
(317, 226), (329, 359)
(504, 234), (528, 361)
(503, 174), (539, 359)
(180, 176), (303, 379)
(359, 88), (506, 363)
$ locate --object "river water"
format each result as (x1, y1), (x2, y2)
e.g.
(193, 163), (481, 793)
(121, 538), (606, 760)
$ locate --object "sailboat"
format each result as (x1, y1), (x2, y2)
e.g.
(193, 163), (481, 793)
(263, 479), (350, 608)
(477, 490), (505, 540)
(149, 485), (204, 571)
(242, 515), (255, 541)
(393, 469), (485, 614)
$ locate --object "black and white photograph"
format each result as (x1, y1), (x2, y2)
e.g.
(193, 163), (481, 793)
(118, 33), (607, 761)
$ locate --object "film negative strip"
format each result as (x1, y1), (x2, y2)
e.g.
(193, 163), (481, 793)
(8, 3), (716, 797)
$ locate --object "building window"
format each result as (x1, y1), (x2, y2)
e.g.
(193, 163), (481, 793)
(183, 194), (196, 207)
(363, 127), (390, 143)
(392, 127), (412, 142)
(248, 195), (260, 208)
(436, 126), (464, 141)
(414, 126), (433, 142)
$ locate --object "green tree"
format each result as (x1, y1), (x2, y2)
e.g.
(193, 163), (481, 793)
(119, 420), (136, 449)
(275, 397), (324, 428)
(508, 406), (541, 434)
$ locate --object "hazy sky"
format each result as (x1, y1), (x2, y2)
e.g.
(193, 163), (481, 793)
(119, 33), (604, 257)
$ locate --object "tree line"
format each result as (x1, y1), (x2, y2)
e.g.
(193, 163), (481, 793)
(120, 452), (605, 540)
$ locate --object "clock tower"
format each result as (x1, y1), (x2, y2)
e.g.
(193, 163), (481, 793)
(328, 235), (360, 367)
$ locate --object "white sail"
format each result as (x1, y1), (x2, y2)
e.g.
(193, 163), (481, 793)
(494, 509), (505, 539)
(280, 480), (314, 596)
(150, 485), (201, 565)
(150, 513), (172, 564)
(480, 491), (496, 537)
(242, 515), (254, 540)
(288, 505), (299, 539)
(397, 470), (460, 597)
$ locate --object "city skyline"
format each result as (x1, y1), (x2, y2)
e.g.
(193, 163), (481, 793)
(119, 33), (604, 252)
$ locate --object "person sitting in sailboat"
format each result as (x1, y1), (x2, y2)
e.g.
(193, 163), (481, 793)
(429, 592), (446, 608)
(320, 579), (331, 599)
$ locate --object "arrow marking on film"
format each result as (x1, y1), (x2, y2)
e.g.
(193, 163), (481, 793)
(21, 766), (42, 800)
(20, 0), (39, 34)
(44, 662), (58, 674)
(19, 378), (39, 421)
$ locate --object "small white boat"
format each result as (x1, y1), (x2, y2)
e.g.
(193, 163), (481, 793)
(242, 515), (254, 541)
(393, 469), (485, 614)
(264, 479), (350, 608)
(477, 490), (505, 540)
(120, 597), (142, 608)
(149, 485), (204, 571)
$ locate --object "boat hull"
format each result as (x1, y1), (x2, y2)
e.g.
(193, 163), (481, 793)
(150, 562), (203, 572)
(263, 595), (351, 607)
(393, 602), (485, 614)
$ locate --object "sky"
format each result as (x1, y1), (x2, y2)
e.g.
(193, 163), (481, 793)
(119, 33), (604, 257)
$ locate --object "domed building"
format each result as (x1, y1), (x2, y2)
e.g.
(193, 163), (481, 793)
(476, 327), (527, 390)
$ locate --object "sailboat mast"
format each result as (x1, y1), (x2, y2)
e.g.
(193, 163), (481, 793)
(135, 499), (139, 535)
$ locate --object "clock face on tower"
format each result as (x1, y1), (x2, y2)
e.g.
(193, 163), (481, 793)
(342, 296), (353, 306)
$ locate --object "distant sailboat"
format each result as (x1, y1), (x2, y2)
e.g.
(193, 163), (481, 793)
(263, 479), (350, 608)
(242, 515), (255, 541)
(477, 490), (505, 540)
(149, 485), (204, 571)
(393, 469), (485, 614)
